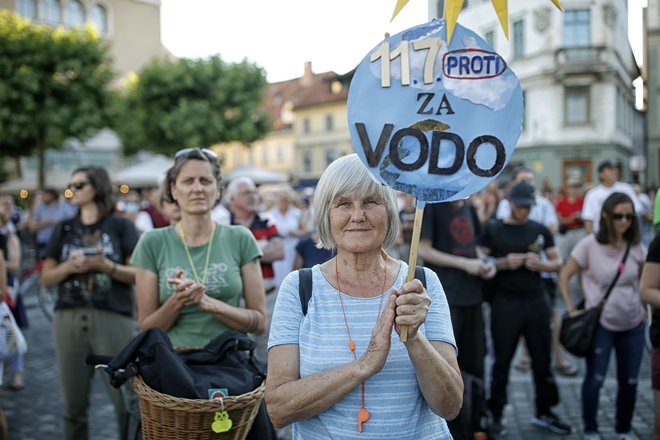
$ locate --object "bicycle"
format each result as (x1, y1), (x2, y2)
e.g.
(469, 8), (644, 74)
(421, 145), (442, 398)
(86, 354), (142, 440)
(18, 259), (57, 321)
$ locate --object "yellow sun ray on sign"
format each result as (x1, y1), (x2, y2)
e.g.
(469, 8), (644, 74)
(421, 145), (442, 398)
(391, 0), (563, 46)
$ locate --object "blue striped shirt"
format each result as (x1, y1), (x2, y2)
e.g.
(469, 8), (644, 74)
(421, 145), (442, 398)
(268, 262), (456, 439)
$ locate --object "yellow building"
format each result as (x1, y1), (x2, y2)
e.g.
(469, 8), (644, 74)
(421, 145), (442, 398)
(215, 62), (352, 187)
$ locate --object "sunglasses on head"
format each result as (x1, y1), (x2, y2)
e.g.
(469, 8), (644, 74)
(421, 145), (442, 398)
(174, 147), (218, 162)
(67, 181), (90, 191)
(612, 213), (635, 221)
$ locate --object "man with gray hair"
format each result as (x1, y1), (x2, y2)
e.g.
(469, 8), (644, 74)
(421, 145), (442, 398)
(226, 177), (284, 362)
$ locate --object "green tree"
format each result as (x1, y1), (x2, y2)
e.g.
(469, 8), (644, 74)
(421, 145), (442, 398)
(0, 11), (115, 188)
(116, 56), (270, 156)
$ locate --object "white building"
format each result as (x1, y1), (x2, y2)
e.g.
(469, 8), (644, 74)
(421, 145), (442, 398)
(647, 0), (660, 184)
(445, 0), (641, 188)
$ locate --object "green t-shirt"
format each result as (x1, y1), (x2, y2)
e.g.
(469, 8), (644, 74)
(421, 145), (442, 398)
(131, 223), (262, 347)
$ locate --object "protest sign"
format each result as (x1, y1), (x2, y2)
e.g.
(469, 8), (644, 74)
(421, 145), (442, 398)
(348, 18), (523, 339)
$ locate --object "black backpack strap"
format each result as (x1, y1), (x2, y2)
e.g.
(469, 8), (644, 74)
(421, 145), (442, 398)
(415, 265), (427, 289)
(299, 266), (426, 316)
(298, 268), (313, 316)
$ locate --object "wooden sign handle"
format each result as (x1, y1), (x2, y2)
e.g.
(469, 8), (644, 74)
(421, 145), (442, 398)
(399, 204), (425, 342)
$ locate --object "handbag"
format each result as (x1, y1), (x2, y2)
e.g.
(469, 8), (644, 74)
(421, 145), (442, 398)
(0, 301), (28, 360)
(101, 327), (266, 398)
(560, 243), (630, 357)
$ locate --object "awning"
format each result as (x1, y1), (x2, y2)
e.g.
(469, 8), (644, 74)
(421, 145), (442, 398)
(114, 154), (174, 188)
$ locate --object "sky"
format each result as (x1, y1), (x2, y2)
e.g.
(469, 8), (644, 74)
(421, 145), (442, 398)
(161, 0), (647, 84)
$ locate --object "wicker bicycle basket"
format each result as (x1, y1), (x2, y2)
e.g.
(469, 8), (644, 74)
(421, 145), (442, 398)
(133, 375), (265, 440)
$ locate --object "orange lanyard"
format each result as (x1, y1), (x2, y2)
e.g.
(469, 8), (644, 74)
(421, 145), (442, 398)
(335, 254), (388, 433)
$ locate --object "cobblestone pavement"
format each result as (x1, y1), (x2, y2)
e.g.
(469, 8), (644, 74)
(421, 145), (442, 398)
(2, 288), (654, 439)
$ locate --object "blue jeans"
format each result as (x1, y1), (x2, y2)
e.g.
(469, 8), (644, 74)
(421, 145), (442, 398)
(582, 321), (645, 434)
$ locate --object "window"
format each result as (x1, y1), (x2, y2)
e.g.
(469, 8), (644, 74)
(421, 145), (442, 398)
(565, 87), (589, 125)
(485, 30), (495, 48)
(17, 0), (37, 19)
(261, 145), (268, 163)
(562, 159), (592, 186)
(513, 20), (524, 58)
(563, 9), (590, 47)
(90, 4), (108, 34)
(276, 144), (284, 162)
(303, 118), (310, 134)
(303, 151), (312, 173)
(67, 0), (85, 27)
(325, 114), (333, 132)
(325, 149), (337, 167)
(42, 0), (62, 25)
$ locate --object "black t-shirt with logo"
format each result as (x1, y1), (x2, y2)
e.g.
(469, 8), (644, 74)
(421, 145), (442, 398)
(645, 233), (660, 347)
(479, 219), (554, 298)
(45, 215), (139, 316)
(420, 202), (483, 306)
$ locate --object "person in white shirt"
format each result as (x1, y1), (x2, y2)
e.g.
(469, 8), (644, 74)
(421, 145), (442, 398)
(496, 168), (558, 233)
(581, 160), (642, 234)
(267, 189), (305, 290)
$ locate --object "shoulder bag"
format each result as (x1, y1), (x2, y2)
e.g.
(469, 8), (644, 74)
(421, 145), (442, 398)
(560, 243), (630, 357)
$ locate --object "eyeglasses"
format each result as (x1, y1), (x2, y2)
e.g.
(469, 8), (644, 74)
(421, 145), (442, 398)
(612, 213), (636, 221)
(67, 181), (90, 191)
(174, 147), (218, 163)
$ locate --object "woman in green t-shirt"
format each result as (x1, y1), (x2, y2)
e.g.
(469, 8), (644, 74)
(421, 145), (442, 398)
(131, 148), (266, 348)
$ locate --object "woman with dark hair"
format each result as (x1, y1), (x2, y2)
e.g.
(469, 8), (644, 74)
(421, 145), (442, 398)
(558, 192), (647, 440)
(40, 166), (140, 440)
(131, 148), (266, 348)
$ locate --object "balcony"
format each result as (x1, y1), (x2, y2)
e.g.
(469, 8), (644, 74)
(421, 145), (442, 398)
(554, 46), (615, 79)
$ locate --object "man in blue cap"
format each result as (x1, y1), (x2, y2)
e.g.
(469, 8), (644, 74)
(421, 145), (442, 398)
(480, 181), (571, 438)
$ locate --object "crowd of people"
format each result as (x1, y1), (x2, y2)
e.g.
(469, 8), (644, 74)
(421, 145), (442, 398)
(0, 153), (657, 440)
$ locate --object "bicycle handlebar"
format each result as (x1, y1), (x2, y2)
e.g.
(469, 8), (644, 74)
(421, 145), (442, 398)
(85, 353), (114, 366)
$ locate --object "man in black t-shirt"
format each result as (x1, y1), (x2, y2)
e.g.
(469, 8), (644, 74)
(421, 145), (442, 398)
(418, 199), (495, 440)
(479, 182), (571, 437)
(640, 233), (660, 439)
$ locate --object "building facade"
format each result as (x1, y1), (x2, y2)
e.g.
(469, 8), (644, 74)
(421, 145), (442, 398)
(454, 0), (641, 188)
(215, 62), (351, 187)
(0, 0), (169, 79)
(648, 0), (660, 184)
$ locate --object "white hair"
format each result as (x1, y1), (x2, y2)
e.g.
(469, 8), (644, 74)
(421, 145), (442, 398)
(225, 177), (256, 200)
(314, 154), (399, 250)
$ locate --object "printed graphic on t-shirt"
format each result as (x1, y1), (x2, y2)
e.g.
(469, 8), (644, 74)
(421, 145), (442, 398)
(528, 234), (545, 254)
(60, 230), (116, 306)
(163, 263), (230, 296)
(449, 214), (475, 255)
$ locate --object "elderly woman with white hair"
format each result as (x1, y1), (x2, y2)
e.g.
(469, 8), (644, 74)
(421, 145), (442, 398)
(265, 154), (463, 439)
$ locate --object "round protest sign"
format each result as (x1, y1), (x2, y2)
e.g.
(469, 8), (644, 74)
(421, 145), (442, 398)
(348, 18), (523, 203)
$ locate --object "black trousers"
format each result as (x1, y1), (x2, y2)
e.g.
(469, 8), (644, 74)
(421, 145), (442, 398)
(488, 293), (559, 418)
(447, 304), (487, 440)
(450, 304), (486, 379)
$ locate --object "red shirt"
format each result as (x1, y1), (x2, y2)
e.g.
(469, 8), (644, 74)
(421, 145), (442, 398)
(555, 196), (584, 230)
